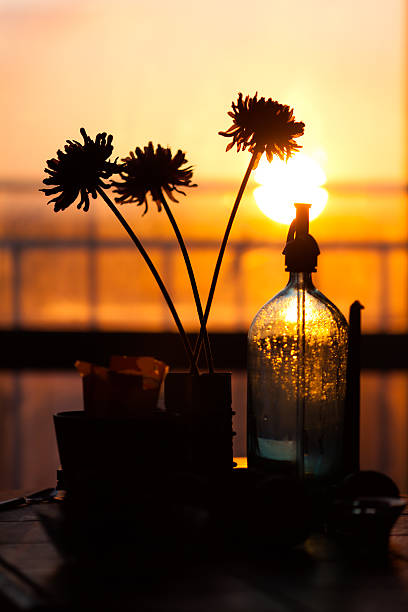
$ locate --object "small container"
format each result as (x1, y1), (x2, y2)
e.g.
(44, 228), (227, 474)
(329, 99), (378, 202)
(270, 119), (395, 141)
(53, 410), (190, 492)
(329, 496), (406, 553)
(164, 372), (234, 475)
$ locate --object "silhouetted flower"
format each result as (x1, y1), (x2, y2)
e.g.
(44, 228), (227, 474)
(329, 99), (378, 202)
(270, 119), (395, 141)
(112, 142), (196, 215)
(41, 128), (118, 212)
(219, 93), (304, 166)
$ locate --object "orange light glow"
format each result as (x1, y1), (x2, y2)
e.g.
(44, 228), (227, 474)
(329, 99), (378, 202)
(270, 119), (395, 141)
(253, 153), (328, 225)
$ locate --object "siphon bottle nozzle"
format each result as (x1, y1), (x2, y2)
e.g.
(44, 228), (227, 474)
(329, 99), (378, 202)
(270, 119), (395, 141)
(283, 203), (320, 272)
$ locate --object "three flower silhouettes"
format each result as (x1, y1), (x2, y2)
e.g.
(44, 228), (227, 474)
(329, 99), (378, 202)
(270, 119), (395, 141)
(40, 93), (304, 370)
(41, 93), (304, 213)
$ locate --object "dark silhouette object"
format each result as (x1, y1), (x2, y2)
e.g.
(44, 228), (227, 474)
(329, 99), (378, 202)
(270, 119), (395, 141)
(219, 92), (305, 165)
(194, 93), (305, 364)
(112, 142), (212, 371)
(282, 203), (320, 272)
(53, 410), (192, 491)
(344, 301), (364, 475)
(212, 468), (312, 554)
(78, 357), (166, 418)
(336, 470), (400, 499)
(44, 467), (314, 579)
(112, 142), (196, 214)
(164, 372), (234, 475)
(40, 128), (119, 211)
(52, 373), (234, 570)
(329, 471), (405, 555)
(48, 469), (212, 579)
(54, 373), (233, 491)
(40, 130), (196, 372)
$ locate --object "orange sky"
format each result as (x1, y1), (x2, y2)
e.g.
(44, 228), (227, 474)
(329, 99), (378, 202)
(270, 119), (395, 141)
(0, 0), (405, 185)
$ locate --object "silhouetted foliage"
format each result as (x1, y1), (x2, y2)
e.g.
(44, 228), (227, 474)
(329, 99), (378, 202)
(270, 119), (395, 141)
(41, 128), (119, 212)
(112, 142), (197, 215)
(219, 92), (305, 167)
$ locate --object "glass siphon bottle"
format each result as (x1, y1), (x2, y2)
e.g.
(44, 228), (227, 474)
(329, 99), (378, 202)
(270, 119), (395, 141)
(247, 204), (348, 483)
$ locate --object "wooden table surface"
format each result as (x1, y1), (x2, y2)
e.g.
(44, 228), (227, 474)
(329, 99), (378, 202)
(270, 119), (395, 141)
(0, 493), (408, 612)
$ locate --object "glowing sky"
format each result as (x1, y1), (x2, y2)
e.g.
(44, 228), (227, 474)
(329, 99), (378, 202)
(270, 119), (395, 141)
(0, 0), (405, 184)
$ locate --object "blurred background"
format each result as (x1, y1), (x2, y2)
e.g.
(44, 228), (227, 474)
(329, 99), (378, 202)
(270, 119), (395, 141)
(0, 0), (407, 490)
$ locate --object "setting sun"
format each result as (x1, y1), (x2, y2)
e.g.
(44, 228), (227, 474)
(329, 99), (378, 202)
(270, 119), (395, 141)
(253, 153), (329, 225)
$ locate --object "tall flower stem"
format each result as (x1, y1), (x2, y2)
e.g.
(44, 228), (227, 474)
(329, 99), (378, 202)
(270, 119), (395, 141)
(193, 150), (261, 364)
(159, 192), (214, 373)
(96, 187), (198, 375)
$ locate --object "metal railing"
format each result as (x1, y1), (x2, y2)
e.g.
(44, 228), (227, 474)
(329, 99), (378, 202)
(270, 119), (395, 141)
(0, 236), (406, 332)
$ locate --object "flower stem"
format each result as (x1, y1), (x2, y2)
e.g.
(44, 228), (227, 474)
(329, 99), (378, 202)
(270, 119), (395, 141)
(96, 187), (198, 374)
(159, 193), (214, 373)
(193, 150), (261, 364)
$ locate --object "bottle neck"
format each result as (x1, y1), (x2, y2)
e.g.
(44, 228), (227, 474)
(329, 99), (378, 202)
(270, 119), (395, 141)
(287, 272), (315, 290)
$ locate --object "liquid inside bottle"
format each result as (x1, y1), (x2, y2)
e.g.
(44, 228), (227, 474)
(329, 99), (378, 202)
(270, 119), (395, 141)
(247, 272), (348, 482)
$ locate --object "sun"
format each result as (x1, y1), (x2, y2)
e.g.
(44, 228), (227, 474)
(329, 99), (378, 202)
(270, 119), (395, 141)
(253, 153), (328, 224)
